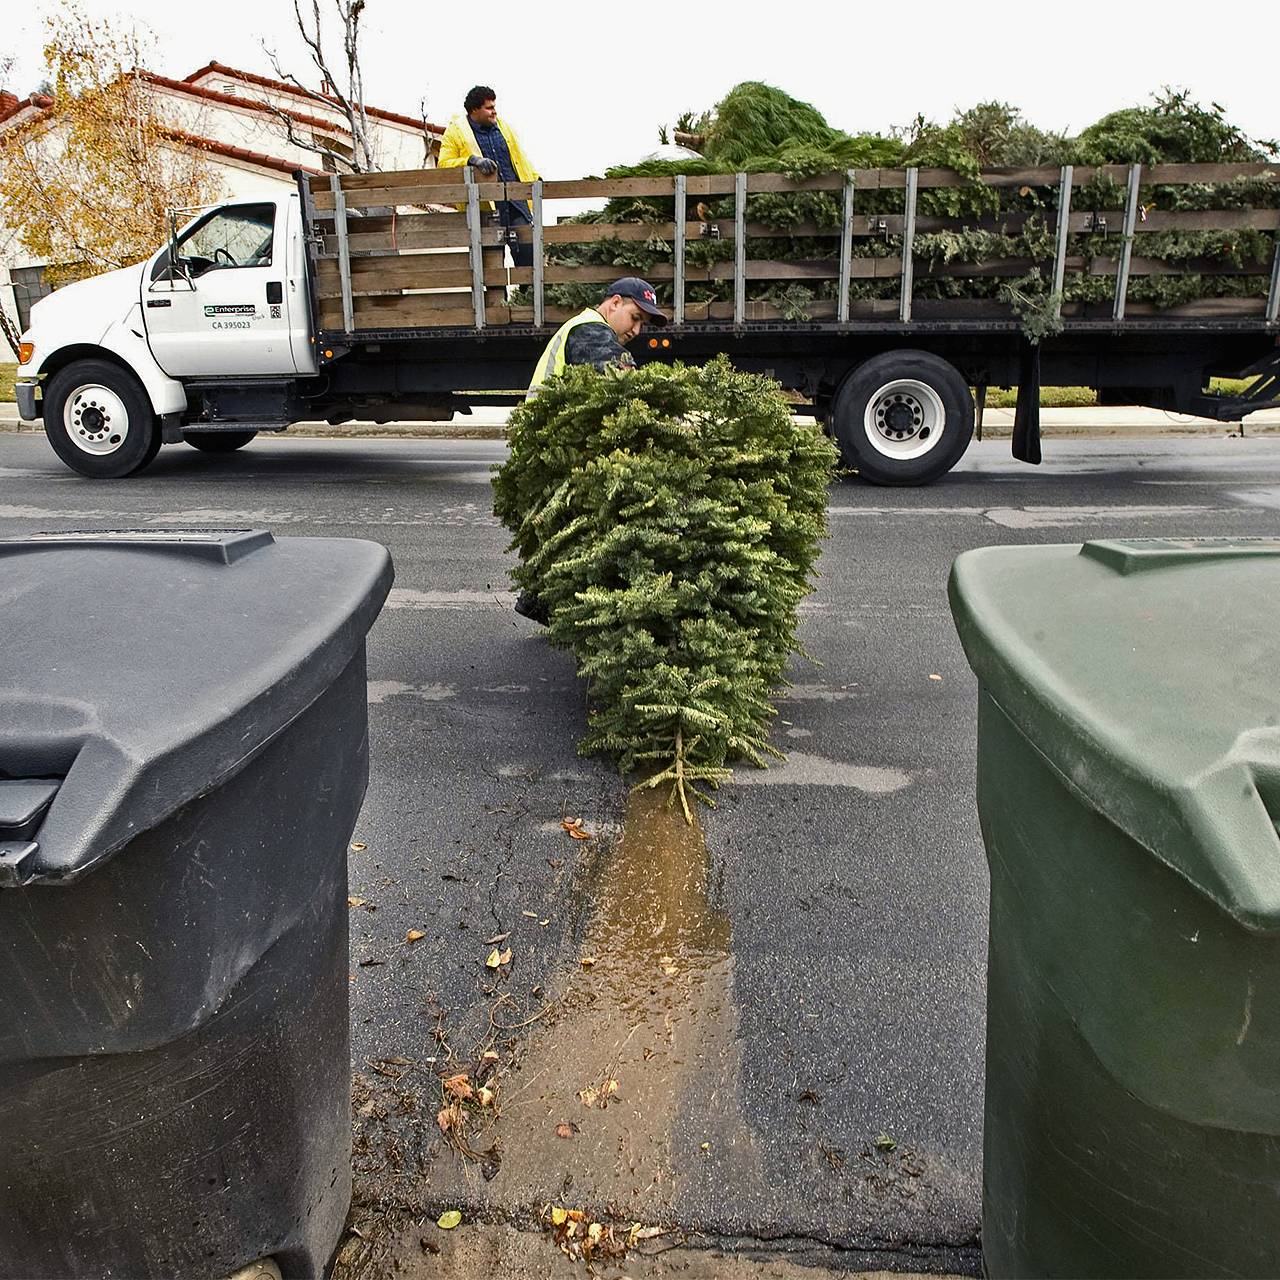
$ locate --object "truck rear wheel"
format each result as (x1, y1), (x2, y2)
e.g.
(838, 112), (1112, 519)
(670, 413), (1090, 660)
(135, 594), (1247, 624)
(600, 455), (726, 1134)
(184, 430), (259, 453)
(831, 350), (974, 486)
(42, 360), (162, 479)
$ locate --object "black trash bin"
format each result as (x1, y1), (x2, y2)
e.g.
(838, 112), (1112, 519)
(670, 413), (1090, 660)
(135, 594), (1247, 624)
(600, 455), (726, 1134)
(0, 530), (392, 1280)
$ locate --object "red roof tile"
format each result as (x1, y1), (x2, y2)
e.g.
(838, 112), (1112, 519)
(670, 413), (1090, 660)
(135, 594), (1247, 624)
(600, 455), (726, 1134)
(158, 124), (326, 177)
(0, 92), (54, 127)
(184, 61), (444, 134)
(142, 72), (354, 136)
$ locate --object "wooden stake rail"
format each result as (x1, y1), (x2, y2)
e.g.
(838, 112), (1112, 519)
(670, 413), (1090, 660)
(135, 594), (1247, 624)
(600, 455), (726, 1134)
(305, 163), (1280, 334)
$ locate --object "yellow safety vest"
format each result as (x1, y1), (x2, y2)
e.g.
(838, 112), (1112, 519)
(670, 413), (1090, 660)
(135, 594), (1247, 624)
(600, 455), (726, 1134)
(527, 308), (610, 394)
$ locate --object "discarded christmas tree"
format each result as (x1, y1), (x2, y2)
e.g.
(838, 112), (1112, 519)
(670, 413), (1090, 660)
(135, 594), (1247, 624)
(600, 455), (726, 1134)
(492, 357), (838, 820)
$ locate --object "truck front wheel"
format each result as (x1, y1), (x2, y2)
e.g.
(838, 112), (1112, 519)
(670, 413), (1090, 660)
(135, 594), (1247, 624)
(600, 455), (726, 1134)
(831, 350), (974, 486)
(43, 360), (162, 479)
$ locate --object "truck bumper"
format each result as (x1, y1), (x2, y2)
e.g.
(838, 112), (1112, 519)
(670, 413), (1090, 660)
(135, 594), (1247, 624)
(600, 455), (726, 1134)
(15, 381), (40, 423)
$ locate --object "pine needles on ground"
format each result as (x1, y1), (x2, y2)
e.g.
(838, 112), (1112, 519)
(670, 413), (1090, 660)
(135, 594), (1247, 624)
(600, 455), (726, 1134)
(492, 357), (838, 821)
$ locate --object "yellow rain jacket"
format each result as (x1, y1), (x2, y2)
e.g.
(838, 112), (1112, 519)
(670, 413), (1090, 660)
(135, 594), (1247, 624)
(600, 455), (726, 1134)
(437, 114), (539, 212)
(528, 308), (610, 394)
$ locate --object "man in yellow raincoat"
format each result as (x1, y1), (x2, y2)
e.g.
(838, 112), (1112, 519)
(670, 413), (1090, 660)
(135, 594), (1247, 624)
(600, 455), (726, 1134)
(438, 86), (539, 266)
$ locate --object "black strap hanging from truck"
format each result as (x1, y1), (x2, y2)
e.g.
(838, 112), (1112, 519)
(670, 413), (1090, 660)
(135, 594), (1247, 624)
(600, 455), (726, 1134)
(1012, 339), (1042, 466)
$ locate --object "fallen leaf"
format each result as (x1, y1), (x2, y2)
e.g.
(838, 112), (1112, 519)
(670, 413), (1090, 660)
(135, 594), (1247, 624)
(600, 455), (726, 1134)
(874, 1131), (898, 1152)
(522, 910), (538, 919)
(482, 1049), (500, 1064)
(560, 817), (582, 831)
(444, 1073), (473, 1100)
(579, 956), (597, 969)
(485, 948), (502, 968)
(578, 1087), (599, 1108)
(634, 1225), (665, 1241)
(477, 1086), (495, 1107)
(350, 842), (367, 852)
(406, 929), (425, 943)
(566, 1210), (586, 1222)
(602, 1078), (620, 1100)
(659, 955), (679, 976)
(550, 1206), (568, 1227)
(568, 826), (592, 841)
(587, 1222), (603, 1245)
(555, 1122), (578, 1139)
(540, 919), (550, 927)
(498, 947), (513, 966)
(436, 1210), (462, 1230)
(436, 1108), (453, 1133)
(485, 932), (510, 945)
(928, 673), (943, 682)
(700, 1141), (710, 1152)
(347, 896), (366, 908)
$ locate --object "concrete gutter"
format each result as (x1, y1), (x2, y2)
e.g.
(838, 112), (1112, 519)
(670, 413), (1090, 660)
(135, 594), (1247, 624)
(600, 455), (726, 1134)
(3, 401), (1278, 439)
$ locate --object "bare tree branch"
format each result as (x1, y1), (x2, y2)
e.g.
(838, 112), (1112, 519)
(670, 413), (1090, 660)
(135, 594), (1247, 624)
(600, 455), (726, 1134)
(256, 99), (355, 173)
(260, 0), (378, 172)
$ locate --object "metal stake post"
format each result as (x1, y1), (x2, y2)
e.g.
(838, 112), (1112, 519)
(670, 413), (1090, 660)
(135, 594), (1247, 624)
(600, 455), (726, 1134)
(674, 175), (686, 327)
(1052, 164), (1074, 316)
(329, 174), (354, 333)
(837, 170), (856, 324)
(899, 167), (919, 324)
(734, 171), (747, 327)
(531, 179), (544, 328)
(1266, 237), (1280, 326)
(1114, 163), (1143, 323)
(464, 167), (486, 330)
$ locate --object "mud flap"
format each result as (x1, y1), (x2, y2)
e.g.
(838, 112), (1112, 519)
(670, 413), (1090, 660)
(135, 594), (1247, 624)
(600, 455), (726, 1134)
(1012, 340), (1042, 465)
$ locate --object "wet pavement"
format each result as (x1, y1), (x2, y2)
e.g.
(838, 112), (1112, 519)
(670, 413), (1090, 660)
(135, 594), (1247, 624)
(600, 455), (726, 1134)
(5, 430), (1280, 1275)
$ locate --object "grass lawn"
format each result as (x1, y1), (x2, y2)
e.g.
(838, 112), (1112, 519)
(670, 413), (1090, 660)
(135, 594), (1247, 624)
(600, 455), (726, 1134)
(0, 362), (15, 402)
(984, 377), (1250, 410)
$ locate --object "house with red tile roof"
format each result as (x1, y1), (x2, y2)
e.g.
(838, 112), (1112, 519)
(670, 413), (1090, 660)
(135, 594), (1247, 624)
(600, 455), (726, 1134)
(1, 63), (443, 336)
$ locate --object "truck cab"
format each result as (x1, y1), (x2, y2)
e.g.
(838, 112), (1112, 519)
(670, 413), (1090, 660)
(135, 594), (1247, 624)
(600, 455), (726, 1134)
(15, 193), (315, 477)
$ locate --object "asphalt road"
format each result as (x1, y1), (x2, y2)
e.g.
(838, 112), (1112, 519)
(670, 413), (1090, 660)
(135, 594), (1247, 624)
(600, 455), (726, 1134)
(4, 430), (1279, 1275)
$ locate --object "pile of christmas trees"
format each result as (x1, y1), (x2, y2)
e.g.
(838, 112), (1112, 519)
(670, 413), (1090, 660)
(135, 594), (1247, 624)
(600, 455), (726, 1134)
(530, 85), (1278, 331)
(492, 357), (838, 818)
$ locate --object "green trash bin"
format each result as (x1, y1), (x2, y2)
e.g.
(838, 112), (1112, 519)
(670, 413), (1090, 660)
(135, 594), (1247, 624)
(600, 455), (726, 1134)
(949, 537), (1280, 1280)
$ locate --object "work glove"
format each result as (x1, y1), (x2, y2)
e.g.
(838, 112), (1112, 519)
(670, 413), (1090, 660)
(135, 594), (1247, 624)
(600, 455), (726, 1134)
(468, 155), (499, 176)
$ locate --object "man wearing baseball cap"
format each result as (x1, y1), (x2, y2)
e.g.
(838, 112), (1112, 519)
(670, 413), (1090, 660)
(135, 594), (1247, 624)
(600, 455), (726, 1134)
(515, 278), (668, 622)
(527, 277), (668, 395)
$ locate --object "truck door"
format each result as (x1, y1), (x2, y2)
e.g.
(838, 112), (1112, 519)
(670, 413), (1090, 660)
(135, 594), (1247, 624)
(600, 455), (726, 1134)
(143, 200), (300, 377)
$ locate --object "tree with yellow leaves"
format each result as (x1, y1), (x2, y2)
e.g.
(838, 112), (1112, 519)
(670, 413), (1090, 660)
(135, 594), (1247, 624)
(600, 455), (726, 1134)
(0, 3), (221, 286)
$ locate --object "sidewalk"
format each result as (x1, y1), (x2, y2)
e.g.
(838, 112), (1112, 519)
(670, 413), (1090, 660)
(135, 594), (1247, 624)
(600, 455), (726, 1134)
(3, 401), (1278, 438)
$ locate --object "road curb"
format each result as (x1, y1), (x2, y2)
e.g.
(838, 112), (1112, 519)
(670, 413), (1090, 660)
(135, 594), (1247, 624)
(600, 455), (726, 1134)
(2, 406), (1278, 441)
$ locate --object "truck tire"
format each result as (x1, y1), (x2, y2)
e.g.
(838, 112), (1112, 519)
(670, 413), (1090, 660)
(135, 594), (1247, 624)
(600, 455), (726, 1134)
(184, 430), (258, 453)
(831, 350), (974, 486)
(42, 360), (162, 479)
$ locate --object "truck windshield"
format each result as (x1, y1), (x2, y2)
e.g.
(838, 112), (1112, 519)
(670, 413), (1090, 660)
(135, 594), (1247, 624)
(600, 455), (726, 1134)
(174, 204), (276, 275)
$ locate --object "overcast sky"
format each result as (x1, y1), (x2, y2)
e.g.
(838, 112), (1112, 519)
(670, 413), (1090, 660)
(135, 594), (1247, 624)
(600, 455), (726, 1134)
(9, 0), (1278, 179)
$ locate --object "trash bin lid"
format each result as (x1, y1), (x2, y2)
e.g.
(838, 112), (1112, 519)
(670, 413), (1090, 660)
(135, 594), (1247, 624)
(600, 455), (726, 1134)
(0, 530), (392, 884)
(950, 537), (1280, 932)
